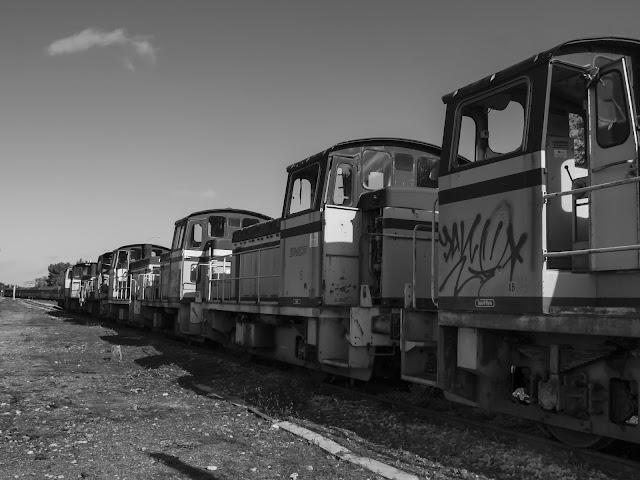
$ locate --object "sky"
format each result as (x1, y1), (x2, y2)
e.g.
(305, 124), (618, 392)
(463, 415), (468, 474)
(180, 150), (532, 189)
(2, 0), (640, 285)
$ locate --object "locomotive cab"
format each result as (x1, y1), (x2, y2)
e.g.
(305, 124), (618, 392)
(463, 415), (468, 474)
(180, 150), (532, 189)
(277, 140), (440, 309)
(107, 243), (169, 321)
(206, 139), (441, 381)
(161, 210), (269, 304)
(64, 262), (96, 311)
(151, 209), (269, 335)
(437, 37), (640, 446)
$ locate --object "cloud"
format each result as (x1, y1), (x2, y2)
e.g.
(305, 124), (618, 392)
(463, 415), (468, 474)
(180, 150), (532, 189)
(46, 28), (157, 69)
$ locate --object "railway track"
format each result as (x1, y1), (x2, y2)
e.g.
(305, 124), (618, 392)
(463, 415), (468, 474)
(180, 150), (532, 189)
(17, 298), (63, 312)
(318, 382), (640, 479)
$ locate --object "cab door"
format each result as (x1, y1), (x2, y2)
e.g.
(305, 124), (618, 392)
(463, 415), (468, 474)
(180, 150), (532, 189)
(64, 268), (72, 300)
(323, 155), (361, 306)
(181, 220), (204, 300)
(70, 267), (81, 298)
(280, 162), (324, 306)
(588, 57), (639, 270)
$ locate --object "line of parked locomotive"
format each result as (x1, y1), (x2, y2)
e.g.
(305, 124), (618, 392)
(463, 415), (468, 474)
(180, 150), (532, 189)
(7, 37), (640, 449)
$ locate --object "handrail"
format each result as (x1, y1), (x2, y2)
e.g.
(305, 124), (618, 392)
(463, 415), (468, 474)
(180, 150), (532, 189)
(114, 276), (131, 300)
(544, 174), (640, 199)
(136, 274), (145, 299)
(431, 197), (439, 308)
(140, 272), (160, 300)
(206, 245), (280, 304)
(130, 278), (137, 300)
(544, 172), (640, 259)
(545, 243), (640, 258)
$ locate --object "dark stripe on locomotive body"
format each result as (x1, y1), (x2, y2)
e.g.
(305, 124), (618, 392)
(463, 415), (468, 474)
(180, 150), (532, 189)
(233, 240), (281, 254)
(381, 218), (438, 232)
(280, 221), (323, 239)
(439, 168), (544, 205)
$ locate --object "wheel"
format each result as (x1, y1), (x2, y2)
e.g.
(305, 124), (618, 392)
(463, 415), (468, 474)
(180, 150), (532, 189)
(545, 425), (614, 449)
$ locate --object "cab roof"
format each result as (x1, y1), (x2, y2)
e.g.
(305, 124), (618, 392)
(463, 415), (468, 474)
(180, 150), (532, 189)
(174, 208), (272, 226)
(442, 36), (640, 104)
(286, 137), (443, 173)
(113, 243), (169, 252)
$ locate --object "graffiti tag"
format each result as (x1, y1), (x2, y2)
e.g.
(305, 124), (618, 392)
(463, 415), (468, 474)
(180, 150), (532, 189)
(439, 202), (528, 297)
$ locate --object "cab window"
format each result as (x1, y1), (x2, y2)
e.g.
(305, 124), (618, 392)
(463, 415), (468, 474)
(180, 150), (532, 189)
(189, 222), (203, 248)
(596, 70), (630, 148)
(454, 81), (528, 166)
(227, 217), (242, 236)
(287, 163), (320, 216)
(416, 155), (439, 188)
(172, 224), (186, 250)
(116, 251), (128, 268)
(332, 163), (353, 206)
(362, 150), (391, 190)
(130, 248), (141, 262)
(209, 216), (226, 237)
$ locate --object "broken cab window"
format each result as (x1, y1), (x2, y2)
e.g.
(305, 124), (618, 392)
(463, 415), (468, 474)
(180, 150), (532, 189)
(362, 150), (391, 190)
(455, 82), (527, 165)
(416, 155), (440, 188)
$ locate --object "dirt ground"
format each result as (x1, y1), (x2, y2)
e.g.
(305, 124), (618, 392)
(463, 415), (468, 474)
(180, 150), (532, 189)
(1, 299), (627, 480)
(0, 299), (385, 480)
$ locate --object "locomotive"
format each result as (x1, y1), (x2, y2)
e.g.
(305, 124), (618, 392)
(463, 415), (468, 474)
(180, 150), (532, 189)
(15, 36), (640, 448)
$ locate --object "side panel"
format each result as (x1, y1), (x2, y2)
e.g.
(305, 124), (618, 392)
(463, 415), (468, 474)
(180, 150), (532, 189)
(380, 207), (435, 307)
(168, 251), (182, 302)
(280, 212), (322, 306)
(438, 153), (543, 314)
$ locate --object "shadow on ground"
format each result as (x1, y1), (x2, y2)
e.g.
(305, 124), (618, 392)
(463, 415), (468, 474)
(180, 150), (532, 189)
(149, 453), (220, 480)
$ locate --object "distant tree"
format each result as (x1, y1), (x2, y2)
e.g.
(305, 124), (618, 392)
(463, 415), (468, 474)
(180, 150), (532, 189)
(34, 276), (48, 288)
(76, 258), (89, 264)
(46, 262), (71, 287)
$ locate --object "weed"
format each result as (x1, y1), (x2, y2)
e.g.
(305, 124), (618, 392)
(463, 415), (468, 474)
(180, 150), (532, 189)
(243, 378), (311, 418)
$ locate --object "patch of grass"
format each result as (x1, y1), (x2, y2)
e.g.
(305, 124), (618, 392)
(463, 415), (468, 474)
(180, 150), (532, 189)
(243, 379), (311, 418)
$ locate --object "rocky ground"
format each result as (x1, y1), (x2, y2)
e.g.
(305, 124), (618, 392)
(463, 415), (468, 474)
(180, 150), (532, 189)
(0, 299), (381, 479)
(0, 298), (632, 479)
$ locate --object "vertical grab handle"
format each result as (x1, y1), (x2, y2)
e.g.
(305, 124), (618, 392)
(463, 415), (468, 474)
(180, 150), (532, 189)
(431, 197), (439, 308)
